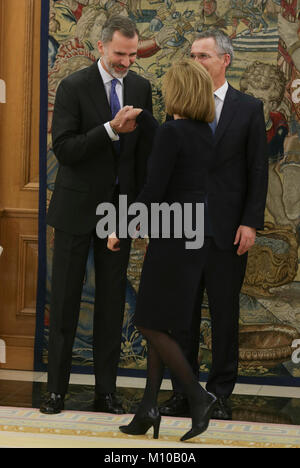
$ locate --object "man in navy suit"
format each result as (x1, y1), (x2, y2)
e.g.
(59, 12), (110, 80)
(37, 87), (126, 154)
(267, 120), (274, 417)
(160, 29), (268, 419)
(40, 15), (152, 415)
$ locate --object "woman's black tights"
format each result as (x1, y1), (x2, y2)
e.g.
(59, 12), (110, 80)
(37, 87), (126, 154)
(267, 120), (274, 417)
(136, 325), (206, 415)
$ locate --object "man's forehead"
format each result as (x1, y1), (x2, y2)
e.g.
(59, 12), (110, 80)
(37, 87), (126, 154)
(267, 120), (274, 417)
(111, 45), (138, 54)
(105, 32), (138, 50)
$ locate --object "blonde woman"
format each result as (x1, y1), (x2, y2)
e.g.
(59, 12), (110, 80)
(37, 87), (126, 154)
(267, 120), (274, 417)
(108, 59), (217, 442)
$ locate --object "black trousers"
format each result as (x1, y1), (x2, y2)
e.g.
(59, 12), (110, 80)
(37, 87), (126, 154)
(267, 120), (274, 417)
(171, 237), (248, 399)
(47, 228), (131, 397)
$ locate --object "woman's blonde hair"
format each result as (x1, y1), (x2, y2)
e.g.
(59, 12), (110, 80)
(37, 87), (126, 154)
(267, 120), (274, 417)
(162, 59), (215, 122)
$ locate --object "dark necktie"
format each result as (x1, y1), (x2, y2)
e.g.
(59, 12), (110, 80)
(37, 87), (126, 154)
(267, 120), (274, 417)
(110, 78), (121, 155)
(209, 95), (218, 134)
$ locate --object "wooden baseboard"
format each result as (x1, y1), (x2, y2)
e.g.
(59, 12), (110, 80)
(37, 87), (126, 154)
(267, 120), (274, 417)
(0, 335), (34, 370)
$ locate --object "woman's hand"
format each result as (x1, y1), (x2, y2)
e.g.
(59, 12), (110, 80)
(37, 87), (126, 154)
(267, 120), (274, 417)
(107, 233), (121, 252)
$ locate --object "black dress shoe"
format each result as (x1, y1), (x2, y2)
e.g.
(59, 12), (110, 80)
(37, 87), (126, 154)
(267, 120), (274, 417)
(94, 393), (125, 414)
(119, 407), (161, 439)
(40, 393), (64, 415)
(159, 392), (190, 417)
(211, 396), (232, 420)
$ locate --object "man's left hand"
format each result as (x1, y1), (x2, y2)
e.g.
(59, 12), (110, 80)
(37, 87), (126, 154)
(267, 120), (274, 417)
(234, 225), (256, 255)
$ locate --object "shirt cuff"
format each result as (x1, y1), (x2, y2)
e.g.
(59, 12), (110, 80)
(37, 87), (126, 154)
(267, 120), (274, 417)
(104, 122), (120, 141)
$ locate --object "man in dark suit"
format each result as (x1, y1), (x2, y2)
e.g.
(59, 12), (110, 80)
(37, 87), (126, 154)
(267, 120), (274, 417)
(40, 15), (152, 415)
(159, 29), (268, 419)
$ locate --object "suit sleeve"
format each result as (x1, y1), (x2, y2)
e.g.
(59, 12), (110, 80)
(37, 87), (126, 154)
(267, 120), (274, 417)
(134, 81), (155, 192)
(136, 109), (159, 144)
(241, 101), (268, 230)
(52, 80), (112, 166)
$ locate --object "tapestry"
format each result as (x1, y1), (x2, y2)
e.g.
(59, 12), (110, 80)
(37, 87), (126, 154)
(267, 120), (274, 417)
(35, 0), (300, 385)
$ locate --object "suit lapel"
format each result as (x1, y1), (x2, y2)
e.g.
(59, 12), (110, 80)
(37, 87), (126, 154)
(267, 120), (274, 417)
(214, 85), (239, 144)
(86, 62), (112, 122)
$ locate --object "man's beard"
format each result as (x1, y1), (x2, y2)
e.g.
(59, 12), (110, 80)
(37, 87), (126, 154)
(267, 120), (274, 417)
(102, 56), (129, 79)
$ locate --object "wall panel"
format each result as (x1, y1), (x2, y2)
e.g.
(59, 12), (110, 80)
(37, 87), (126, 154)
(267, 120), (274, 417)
(0, 0), (41, 370)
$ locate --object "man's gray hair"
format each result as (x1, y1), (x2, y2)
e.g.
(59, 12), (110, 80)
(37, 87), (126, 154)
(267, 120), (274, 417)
(101, 15), (139, 43)
(194, 29), (234, 67)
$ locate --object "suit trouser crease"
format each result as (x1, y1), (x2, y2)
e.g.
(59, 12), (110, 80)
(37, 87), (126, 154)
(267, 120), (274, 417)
(171, 239), (247, 398)
(48, 230), (90, 396)
(205, 244), (247, 398)
(93, 234), (131, 394)
(47, 229), (131, 396)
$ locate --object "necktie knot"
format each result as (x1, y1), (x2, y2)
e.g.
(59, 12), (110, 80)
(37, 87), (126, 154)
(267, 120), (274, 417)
(111, 78), (119, 91)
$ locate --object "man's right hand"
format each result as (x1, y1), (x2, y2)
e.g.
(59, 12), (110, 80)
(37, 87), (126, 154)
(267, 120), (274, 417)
(110, 106), (138, 134)
(107, 233), (121, 252)
(110, 106), (144, 134)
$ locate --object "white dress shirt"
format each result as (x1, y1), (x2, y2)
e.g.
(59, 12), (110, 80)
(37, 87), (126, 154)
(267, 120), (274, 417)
(214, 80), (229, 124)
(97, 59), (123, 141)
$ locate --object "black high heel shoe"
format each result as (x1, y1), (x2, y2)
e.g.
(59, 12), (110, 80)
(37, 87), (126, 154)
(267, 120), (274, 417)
(180, 392), (217, 442)
(119, 407), (161, 439)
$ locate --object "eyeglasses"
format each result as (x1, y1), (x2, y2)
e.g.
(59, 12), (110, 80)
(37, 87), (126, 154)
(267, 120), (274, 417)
(190, 52), (227, 61)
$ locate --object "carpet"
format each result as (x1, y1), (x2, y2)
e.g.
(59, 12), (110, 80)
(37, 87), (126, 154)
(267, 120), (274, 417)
(0, 407), (299, 448)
